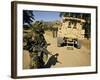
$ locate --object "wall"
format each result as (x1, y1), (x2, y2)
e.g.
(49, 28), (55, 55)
(0, 0), (99, 80)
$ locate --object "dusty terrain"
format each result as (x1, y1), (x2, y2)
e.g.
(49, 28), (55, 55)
(23, 31), (91, 69)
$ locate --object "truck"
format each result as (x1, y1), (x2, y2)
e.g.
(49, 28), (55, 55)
(57, 17), (85, 49)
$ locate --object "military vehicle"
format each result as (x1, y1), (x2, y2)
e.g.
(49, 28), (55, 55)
(57, 17), (85, 49)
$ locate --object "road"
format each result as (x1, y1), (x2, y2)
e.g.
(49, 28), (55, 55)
(23, 32), (91, 69)
(44, 32), (91, 68)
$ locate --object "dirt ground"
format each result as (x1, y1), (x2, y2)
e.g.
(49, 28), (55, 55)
(23, 31), (91, 69)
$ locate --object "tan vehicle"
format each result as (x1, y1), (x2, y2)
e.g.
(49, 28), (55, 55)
(57, 17), (85, 48)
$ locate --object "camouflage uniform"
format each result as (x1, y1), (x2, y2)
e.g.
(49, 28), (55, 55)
(29, 28), (48, 68)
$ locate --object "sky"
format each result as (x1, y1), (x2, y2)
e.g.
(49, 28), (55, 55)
(33, 11), (61, 22)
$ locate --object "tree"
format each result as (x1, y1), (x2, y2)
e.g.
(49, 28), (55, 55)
(23, 10), (35, 26)
(60, 12), (83, 18)
(32, 21), (45, 32)
(82, 14), (91, 39)
(59, 12), (70, 17)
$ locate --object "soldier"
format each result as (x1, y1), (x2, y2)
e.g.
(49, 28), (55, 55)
(52, 27), (58, 38)
(35, 28), (48, 68)
(27, 36), (35, 52)
(29, 28), (50, 68)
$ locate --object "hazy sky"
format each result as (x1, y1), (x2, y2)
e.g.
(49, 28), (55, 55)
(33, 11), (61, 22)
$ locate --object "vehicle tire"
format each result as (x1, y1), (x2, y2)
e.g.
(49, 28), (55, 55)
(57, 37), (63, 47)
(76, 41), (81, 49)
(74, 40), (77, 48)
(57, 43), (61, 47)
